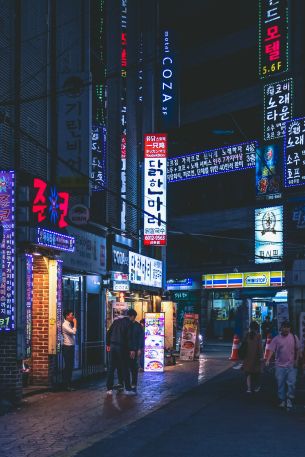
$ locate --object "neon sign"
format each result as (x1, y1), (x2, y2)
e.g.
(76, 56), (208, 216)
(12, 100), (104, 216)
(167, 141), (257, 183)
(160, 30), (178, 128)
(255, 205), (283, 264)
(256, 144), (281, 200)
(120, 0), (127, 230)
(36, 228), (75, 252)
(0, 171), (15, 332)
(259, 0), (289, 79)
(284, 117), (305, 187)
(32, 178), (70, 229)
(25, 254), (33, 357)
(91, 124), (106, 191)
(57, 260), (63, 353)
(263, 78), (293, 141)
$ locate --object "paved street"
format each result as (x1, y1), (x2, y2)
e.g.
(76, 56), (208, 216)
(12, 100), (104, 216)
(0, 347), (232, 457)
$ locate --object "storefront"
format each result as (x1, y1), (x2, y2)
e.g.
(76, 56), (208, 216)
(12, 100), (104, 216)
(202, 271), (286, 340)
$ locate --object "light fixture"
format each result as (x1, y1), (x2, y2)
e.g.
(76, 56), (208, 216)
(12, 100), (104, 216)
(32, 252), (42, 256)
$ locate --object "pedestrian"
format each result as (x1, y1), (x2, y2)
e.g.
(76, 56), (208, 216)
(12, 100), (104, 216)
(130, 319), (145, 391)
(106, 308), (137, 396)
(242, 321), (263, 394)
(265, 320), (301, 409)
(62, 309), (77, 391)
(262, 315), (273, 340)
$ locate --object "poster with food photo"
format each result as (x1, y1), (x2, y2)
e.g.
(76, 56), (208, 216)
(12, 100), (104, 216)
(144, 313), (165, 372)
(180, 313), (199, 361)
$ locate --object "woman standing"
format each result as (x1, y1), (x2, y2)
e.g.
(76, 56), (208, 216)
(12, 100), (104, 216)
(243, 321), (263, 393)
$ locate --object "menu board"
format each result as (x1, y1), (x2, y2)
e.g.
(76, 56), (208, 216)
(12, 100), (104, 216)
(144, 312), (165, 372)
(264, 78), (293, 141)
(180, 313), (199, 361)
(284, 117), (305, 187)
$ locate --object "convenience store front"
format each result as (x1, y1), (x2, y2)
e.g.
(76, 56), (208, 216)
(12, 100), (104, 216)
(202, 271), (286, 340)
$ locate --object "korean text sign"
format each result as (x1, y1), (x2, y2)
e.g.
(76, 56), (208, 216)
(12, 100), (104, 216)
(25, 255), (33, 356)
(144, 134), (167, 246)
(264, 78), (293, 141)
(255, 205), (283, 264)
(91, 124), (106, 191)
(0, 171), (15, 331)
(167, 141), (257, 183)
(180, 313), (199, 361)
(144, 313), (165, 372)
(256, 144), (281, 200)
(259, 0), (289, 78)
(284, 117), (305, 187)
(129, 251), (162, 288)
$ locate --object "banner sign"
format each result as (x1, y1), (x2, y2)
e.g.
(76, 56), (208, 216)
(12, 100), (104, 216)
(256, 144), (281, 200)
(144, 134), (167, 246)
(91, 124), (106, 192)
(25, 254), (33, 357)
(202, 271), (285, 288)
(255, 206), (283, 263)
(144, 312), (165, 372)
(167, 141), (257, 183)
(180, 313), (199, 361)
(259, 0), (289, 79)
(129, 251), (162, 288)
(111, 245), (129, 274)
(36, 228), (75, 252)
(160, 30), (179, 129)
(0, 171), (15, 331)
(167, 278), (193, 290)
(263, 78), (293, 141)
(284, 117), (305, 187)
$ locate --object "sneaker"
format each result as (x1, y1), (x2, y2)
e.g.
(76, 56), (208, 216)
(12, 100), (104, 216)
(106, 390), (113, 395)
(254, 386), (261, 393)
(124, 389), (136, 396)
(278, 400), (286, 408)
(286, 398), (293, 409)
(246, 389), (252, 394)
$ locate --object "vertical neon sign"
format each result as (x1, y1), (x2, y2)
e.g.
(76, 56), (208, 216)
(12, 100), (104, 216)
(0, 171), (15, 332)
(25, 254), (33, 357)
(259, 0), (289, 78)
(57, 260), (63, 353)
(120, 0), (127, 230)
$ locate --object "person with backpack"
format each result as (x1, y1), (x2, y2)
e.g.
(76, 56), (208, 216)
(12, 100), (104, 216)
(242, 321), (263, 394)
(265, 320), (301, 409)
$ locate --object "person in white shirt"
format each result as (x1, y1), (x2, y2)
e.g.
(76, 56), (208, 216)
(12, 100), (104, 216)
(62, 309), (77, 391)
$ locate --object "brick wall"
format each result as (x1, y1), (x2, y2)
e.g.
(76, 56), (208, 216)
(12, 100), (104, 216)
(0, 331), (22, 403)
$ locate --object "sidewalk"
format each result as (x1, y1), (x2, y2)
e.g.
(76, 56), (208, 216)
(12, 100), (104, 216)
(0, 349), (232, 457)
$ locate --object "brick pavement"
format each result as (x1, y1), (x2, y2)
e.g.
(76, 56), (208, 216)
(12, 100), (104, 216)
(0, 351), (232, 457)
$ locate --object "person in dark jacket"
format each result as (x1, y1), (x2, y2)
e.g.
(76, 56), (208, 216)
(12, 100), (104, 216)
(106, 308), (137, 395)
(130, 319), (145, 391)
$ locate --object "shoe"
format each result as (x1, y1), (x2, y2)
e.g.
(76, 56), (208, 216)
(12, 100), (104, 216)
(66, 386), (76, 392)
(254, 386), (261, 393)
(286, 398), (293, 409)
(124, 389), (136, 396)
(246, 389), (252, 394)
(278, 400), (286, 408)
(113, 384), (124, 391)
(106, 390), (113, 395)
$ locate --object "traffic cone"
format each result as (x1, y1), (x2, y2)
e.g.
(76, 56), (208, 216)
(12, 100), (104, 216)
(229, 334), (240, 361)
(264, 333), (272, 360)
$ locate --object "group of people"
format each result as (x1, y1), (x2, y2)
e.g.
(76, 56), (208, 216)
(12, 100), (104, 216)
(105, 308), (145, 396)
(241, 319), (302, 410)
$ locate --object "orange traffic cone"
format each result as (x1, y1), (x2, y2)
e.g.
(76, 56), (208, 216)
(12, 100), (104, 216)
(229, 334), (240, 361)
(264, 333), (272, 360)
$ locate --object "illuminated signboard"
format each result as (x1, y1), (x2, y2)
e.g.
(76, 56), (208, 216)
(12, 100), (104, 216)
(25, 254), (33, 357)
(144, 312), (165, 372)
(167, 278), (193, 290)
(256, 144), (281, 200)
(167, 141), (257, 183)
(91, 124), (106, 191)
(36, 228), (75, 252)
(32, 178), (70, 229)
(255, 205), (283, 264)
(144, 134), (167, 246)
(284, 117), (305, 187)
(120, 0), (127, 231)
(160, 30), (178, 129)
(129, 251), (162, 288)
(202, 271), (285, 288)
(259, 0), (289, 79)
(180, 313), (199, 361)
(0, 171), (15, 331)
(263, 78), (293, 141)
(57, 260), (63, 353)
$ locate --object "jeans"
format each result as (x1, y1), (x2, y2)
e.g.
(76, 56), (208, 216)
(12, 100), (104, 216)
(130, 356), (138, 387)
(275, 366), (297, 401)
(62, 345), (75, 387)
(106, 344), (131, 391)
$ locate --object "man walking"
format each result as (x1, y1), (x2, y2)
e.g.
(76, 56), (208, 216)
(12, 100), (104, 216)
(62, 309), (77, 391)
(266, 321), (301, 409)
(106, 309), (137, 396)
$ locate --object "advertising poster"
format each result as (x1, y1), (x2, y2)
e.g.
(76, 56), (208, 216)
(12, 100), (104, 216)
(180, 313), (199, 361)
(255, 206), (283, 264)
(144, 312), (165, 372)
(112, 302), (130, 321)
(256, 144), (281, 200)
